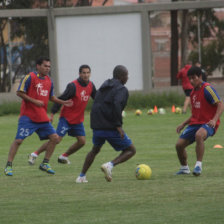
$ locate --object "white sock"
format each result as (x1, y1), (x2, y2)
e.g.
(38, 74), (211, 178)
(181, 165), (190, 170)
(31, 152), (38, 157)
(195, 161), (202, 169)
(108, 161), (114, 168)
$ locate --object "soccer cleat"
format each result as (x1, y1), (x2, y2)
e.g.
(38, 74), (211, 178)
(193, 166), (201, 176)
(175, 168), (190, 175)
(101, 163), (113, 182)
(39, 163), (55, 174)
(28, 153), (38, 165)
(4, 166), (13, 176)
(58, 155), (71, 164)
(76, 176), (88, 183)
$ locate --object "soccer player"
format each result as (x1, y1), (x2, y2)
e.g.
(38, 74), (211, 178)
(4, 57), (73, 176)
(76, 65), (136, 183)
(176, 63), (193, 113)
(175, 66), (224, 176)
(28, 65), (96, 165)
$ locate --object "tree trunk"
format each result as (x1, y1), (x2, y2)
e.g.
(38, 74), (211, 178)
(181, 10), (189, 68)
(0, 20), (9, 92)
(170, 5), (179, 86)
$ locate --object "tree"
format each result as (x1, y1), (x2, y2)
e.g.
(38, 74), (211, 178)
(188, 9), (224, 76)
(0, 18), (9, 92)
(180, 9), (190, 68)
(0, 0), (110, 92)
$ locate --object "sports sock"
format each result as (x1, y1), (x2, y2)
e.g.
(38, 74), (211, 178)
(43, 158), (49, 164)
(195, 161), (202, 169)
(181, 165), (189, 170)
(34, 151), (39, 156)
(6, 161), (12, 167)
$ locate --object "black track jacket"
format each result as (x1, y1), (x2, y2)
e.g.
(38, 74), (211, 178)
(90, 78), (129, 130)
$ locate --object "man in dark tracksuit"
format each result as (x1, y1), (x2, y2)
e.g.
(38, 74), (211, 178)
(76, 65), (136, 183)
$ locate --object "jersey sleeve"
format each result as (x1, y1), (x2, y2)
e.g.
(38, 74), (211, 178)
(51, 82), (76, 114)
(58, 82), (76, 100)
(204, 85), (221, 104)
(17, 74), (31, 93)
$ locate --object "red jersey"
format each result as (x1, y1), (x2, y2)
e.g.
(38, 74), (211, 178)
(190, 82), (220, 131)
(177, 65), (193, 90)
(18, 72), (53, 123)
(60, 80), (93, 124)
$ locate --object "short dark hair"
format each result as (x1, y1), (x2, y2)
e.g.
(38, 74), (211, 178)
(187, 66), (202, 77)
(113, 65), (128, 79)
(79, 64), (91, 73)
(36, 56), (50, 65)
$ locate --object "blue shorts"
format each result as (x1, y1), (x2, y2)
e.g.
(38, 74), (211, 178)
(15, 116), (56, 140)
(56, 117), (85, 137)
(180, 124), (215, 144)
(92, 129), (132, 151)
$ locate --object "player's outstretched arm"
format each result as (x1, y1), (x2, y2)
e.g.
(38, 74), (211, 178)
(176, 117), (191, 134)
(50, 96), (73, 107)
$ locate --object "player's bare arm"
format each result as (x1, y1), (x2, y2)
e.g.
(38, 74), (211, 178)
(50, 95), (73, 107)
(176, 117), (191, 134)
(17, 91), (44, 107)
(207, 101), (224, 128)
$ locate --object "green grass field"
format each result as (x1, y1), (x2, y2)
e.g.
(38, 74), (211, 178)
(1, 111), (224, 224)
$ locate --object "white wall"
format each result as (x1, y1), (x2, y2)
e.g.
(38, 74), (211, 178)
(55, 13), (143, 92)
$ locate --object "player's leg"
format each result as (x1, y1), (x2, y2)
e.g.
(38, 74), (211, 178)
(37, 122), (59, 174)
(7, 139), (24, 163)
(182, 96), (191, 113)
(66, 136), (86, 155)
(56, 118), (85, 164)
(112, 144), (136, 165)
(39, 133), (60, 175)
(182, 89), (192, 113)
(193, 125), (214, 176)
(58, 136), (85, 164)
(76, 130), (105, 183)
(29, 136), (63, 165)
(76, 145), (102, 183)
(28, 141), (48, 165)
(175, 125), (196, 175)
(195, 128), (207, 161)
(5, 139), (24, 176)
(101, 131), (135, 182)
(175, 138), (191, 172)
(5, 116), (36, 176)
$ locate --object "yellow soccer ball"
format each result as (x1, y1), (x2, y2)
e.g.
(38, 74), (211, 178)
(147, 109), (154, 115)
(135, 109), (142, 116)
(136, 164), (152, 180)
(175, 107), (182, 114)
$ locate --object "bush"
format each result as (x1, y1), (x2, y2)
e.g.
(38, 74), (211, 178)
(0, 91), (184, 116)
(0, 102), (21, 116)
(126, 92), (184, 109)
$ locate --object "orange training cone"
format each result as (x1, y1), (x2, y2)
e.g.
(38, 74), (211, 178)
(213, 144), (223, 149)
(154, 105), (158, 114)
(172, 105), (176, 113)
